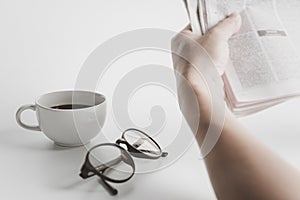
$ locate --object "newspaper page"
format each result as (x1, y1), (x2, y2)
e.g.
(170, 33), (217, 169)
(202, 0), (300, 102)
(184, 0), (202, 35)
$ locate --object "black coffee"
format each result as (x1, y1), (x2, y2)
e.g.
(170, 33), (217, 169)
(51, 104), (92, 110)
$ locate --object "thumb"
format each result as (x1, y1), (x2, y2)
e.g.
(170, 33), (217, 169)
(209, 13), (241, 41)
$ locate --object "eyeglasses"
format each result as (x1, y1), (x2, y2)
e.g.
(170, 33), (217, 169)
(79, 128), (168, 195)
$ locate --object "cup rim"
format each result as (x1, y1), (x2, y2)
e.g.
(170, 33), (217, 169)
(35, 90), (106, 112)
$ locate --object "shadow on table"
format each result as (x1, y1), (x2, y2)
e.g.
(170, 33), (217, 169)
(0, 128), (143, 198)
(0, 128), (209, 199)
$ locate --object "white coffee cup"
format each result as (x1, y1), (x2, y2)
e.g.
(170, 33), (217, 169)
(16, 90), (106, 147)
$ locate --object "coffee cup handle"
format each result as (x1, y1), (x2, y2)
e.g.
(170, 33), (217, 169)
(16, 104), (41, 131)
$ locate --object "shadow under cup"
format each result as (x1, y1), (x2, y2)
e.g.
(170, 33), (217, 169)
(16, 91), (106, 147)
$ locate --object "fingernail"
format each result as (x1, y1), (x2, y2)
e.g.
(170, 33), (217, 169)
(228, 12), (238, 18)
(228, 12), (241, 25)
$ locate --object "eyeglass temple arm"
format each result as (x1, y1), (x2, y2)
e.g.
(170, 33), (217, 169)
(80, 156), (123, 179)
(118, 138), (168, 157)
(138, 149), (168, 157)
(131, 138), (168, 157)
(96, 153), (134, 196)
(95, 156), (123, 172)
(98, 174), (118, 195)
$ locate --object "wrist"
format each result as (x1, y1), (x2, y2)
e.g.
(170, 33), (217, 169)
(196, 101), (234, 145)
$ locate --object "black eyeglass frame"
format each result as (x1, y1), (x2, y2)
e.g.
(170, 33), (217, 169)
(79, 128), (168, 195)
(116, 128), (168, 159)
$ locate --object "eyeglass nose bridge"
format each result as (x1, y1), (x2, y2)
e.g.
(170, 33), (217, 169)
(116, 138), (136, 152)
(116, 138), (144, 155)
(116, 138), (126, 145)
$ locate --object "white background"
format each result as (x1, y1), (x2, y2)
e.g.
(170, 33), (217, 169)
(1, 0), (300, 199)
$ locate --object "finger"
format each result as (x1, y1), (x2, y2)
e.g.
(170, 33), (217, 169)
(209, 12), (241, 41)
(172, 24), (193, 46)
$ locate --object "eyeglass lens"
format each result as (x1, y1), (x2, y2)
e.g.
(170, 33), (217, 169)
(123, 129), (162, 157)
(88, 145), (134, 181)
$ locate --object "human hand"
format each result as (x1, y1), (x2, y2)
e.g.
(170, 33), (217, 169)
(173, 13), (241, 75)
(171, 13), (241, 127)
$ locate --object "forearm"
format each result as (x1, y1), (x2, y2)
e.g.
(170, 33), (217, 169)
(197, 109), (300, 200)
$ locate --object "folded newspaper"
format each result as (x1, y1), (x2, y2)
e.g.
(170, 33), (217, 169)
(183, 0), (300, 116)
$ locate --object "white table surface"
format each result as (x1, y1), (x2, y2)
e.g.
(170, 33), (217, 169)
(1, 1), (300, 199)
